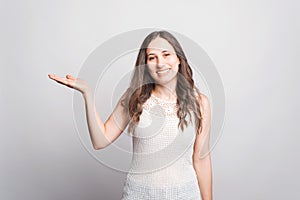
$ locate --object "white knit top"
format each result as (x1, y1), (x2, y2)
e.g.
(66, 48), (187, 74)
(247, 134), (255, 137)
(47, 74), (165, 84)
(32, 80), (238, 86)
(121, 93), (201, 200)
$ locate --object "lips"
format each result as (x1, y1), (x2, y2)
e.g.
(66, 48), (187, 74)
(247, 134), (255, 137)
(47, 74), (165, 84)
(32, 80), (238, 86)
(156, 68), (171, 74)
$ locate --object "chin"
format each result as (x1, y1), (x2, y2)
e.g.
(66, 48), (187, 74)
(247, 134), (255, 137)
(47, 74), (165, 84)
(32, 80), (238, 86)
(153, 76), (177, 86)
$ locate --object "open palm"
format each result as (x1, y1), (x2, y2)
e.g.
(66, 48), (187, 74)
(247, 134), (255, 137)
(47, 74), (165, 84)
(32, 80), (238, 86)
(48, 74), (90, 94)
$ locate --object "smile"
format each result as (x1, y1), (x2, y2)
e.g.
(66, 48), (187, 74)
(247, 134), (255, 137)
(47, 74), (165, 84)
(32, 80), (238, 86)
(157, 69), (170, 74)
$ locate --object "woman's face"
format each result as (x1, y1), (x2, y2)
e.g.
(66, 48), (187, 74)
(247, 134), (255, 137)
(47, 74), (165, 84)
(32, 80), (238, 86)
(146, 37), (180, 85)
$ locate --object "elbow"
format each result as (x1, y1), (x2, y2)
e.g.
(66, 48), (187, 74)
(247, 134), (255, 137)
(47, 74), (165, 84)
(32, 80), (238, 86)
(193, 153), (211, 165)
(93, 145), (101, 150)
(93, 142), (110, 150)
(93, 143), (105, 150)
(92, 133), (112, 150)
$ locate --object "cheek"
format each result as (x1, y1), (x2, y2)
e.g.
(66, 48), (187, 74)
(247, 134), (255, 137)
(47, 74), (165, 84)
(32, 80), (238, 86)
(147, 64), (156, 74)
(169, 57), (180, 65)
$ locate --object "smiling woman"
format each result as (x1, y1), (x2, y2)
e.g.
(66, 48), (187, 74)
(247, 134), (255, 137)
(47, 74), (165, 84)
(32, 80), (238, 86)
(48, 30), (212, 200)
(146, 38), (180, 87)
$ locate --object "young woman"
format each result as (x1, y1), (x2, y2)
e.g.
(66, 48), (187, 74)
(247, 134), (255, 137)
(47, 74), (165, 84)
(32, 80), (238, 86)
(48, 30), (212, 200)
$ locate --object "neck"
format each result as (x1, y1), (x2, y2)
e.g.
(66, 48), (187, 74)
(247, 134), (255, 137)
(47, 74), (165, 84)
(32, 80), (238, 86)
(152, 81), (177, 101)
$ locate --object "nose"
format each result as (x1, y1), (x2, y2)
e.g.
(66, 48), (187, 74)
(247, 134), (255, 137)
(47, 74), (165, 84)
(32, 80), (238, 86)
(156, 55), (166, 67)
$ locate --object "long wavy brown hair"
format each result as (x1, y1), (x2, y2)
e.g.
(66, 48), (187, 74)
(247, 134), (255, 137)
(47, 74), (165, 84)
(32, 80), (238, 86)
(121, 30), (203, 135)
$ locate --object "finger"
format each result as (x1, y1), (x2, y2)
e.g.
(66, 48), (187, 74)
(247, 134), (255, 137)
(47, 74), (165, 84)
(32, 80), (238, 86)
(66, 74), (76, 80)
(48, 74), (55, 79)
(48, 74), (61, 81)
(51, 75), (70, 86)
(48, 74), (76, 90)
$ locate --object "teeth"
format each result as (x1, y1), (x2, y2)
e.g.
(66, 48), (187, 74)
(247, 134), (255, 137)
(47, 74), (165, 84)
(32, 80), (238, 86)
(157, 69), (170, 74)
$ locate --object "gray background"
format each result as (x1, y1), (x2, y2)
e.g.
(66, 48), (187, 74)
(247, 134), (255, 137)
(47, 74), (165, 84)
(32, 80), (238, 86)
(1, 0), (299, 199)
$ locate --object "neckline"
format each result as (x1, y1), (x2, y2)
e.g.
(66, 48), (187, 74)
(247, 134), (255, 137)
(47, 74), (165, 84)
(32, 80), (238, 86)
(150, 93), (177, 103)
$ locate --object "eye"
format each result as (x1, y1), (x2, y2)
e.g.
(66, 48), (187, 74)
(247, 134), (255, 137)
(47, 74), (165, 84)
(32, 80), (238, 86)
(148, 57), (155, 61)
(164, 53), (170, 57)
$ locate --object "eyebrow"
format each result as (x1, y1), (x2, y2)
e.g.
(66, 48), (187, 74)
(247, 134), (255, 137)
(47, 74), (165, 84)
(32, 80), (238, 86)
(147, 50), (170, 56)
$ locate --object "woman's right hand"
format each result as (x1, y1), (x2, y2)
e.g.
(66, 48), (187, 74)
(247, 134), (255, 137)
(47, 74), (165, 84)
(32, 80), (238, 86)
(48, 74), (91, 95)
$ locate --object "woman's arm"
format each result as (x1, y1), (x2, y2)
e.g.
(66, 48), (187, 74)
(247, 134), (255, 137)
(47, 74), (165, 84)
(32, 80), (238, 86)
(193, 93), (213, 200)
(83, 88), (130, 150)
(48, 74), (130, 150)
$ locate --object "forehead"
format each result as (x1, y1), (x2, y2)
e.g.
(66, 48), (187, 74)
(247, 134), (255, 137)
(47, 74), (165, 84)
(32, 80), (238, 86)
(146, 37), (176, 54)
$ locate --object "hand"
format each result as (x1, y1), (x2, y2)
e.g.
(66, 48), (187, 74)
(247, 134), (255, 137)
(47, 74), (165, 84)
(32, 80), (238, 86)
(48, 74), (91, 95)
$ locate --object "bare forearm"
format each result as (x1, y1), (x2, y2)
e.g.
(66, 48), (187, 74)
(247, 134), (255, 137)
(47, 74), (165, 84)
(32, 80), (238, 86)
(82, 89), (107, 149)
(194, 155), (213, 200)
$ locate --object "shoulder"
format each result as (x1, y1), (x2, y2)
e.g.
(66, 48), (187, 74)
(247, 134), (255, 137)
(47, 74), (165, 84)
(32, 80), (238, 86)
(199, 94), (211, 117)
(198, 93), (210, 108)
(193, 88), (210, 112)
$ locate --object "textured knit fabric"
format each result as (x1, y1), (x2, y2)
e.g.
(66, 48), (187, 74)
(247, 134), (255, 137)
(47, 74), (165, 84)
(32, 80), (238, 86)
(121, 92), (201, 200)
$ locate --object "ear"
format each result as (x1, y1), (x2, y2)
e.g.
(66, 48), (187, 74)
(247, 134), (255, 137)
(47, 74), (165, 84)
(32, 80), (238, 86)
(177, 57), (181, 65)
